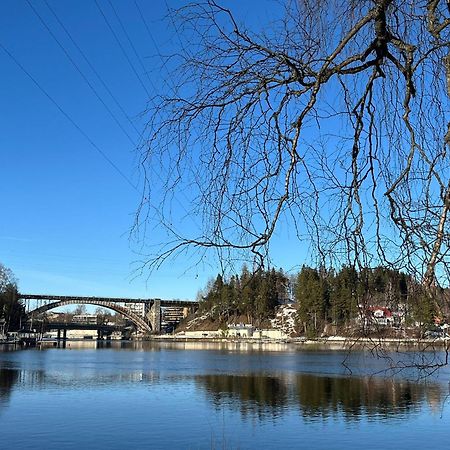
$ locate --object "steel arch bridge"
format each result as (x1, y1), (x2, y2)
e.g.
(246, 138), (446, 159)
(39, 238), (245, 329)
(28, 299), (152, 333)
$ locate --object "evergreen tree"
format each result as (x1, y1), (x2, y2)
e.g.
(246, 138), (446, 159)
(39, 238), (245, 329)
(329, 266), (360, 327)
(198, 266), (288, 325)
(295, 266), (325, 336)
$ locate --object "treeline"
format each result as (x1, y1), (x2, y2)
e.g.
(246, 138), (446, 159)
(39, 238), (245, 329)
(0, 264), (25, 333)
(199, 266), (289, 324)
(199, 264), (441, 334)
(295, 265), (440, 336)
(296, 266), (402, 335)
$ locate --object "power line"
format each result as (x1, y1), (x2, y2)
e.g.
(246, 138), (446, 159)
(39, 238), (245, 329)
(107, 0), (156, 92)
(25, 0), (137, 146)
(16, 2), (199, 230)
(0, 40), (137, 191)
(130, 1), (204, 230)
(97, 1), (204, 232)
(43, 0), (142, 137)
(133, 0), (177, 95)
(95, 0), (151, 98)
(2, 4), (202, 243)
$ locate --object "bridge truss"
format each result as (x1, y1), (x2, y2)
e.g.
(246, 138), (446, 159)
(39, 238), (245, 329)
(18, 294), (198, 334)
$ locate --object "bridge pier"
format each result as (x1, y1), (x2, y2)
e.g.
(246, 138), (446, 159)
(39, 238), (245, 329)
(56, 329), (67, 348)
(148, 300), (161, 333)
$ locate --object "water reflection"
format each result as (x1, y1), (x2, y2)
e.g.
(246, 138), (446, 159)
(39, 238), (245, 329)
(196, 374), (289, 420)
(0, 364), (19, 413)
(1, 344), (449, 428)
(0, 366), (159, 390)
(295, 375), (435, 421)
(3, 361), (444, 423)
(195, 373), (446, 421)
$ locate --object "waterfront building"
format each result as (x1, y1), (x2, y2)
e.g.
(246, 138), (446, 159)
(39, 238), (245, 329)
(125, 302), (149, 318)
(227, 324), (254, 338)
(73, 314), (98, 325)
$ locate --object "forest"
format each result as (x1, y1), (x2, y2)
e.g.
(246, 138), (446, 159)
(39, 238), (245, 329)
(199, 265), (445, 336)
(199, 266), (289, 325)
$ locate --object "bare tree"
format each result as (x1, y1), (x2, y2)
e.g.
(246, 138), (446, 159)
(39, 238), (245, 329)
(137, 1), (450, 309)
(0, 263), (17, 293)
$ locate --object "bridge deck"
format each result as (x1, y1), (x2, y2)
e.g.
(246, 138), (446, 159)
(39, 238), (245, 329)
(18, 294), (198, 308)
(43, 322), (124, 331)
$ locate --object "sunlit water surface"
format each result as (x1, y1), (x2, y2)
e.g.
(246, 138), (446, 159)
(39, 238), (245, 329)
(1, 341), (449, 449)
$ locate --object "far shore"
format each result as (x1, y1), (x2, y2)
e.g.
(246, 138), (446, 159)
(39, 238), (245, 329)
(2, 335), (449, 351)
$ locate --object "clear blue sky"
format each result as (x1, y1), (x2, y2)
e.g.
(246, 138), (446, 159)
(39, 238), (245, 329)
(1, 0), (304, 300)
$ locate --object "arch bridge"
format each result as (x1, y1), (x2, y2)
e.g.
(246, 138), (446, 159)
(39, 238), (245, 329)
(19, 294), (199, 334)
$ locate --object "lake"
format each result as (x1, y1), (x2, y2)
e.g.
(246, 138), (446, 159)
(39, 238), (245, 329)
(0, 341), (449, 449)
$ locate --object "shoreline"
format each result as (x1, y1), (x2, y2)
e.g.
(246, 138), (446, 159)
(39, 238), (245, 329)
(150, 334), (450, 347)
(2, 335), (449, 350)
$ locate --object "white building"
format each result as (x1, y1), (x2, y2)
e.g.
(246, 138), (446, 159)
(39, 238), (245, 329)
(73, 314), (98, 325)
(125, 302), (148, 318)
(227, 323), (254, 338)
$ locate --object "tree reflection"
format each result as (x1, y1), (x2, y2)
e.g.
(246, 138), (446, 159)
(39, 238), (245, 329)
(295, 375), (431, 421)
(0, 365), (19, 413)
(196, 374), (288, 420)
(195, 373), (445, 422)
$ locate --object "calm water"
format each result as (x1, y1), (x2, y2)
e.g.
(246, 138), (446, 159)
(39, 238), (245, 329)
(1, 341), (449, 450)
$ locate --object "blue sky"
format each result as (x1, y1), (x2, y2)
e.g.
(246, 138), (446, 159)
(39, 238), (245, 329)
(1, 0), (300, 300)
